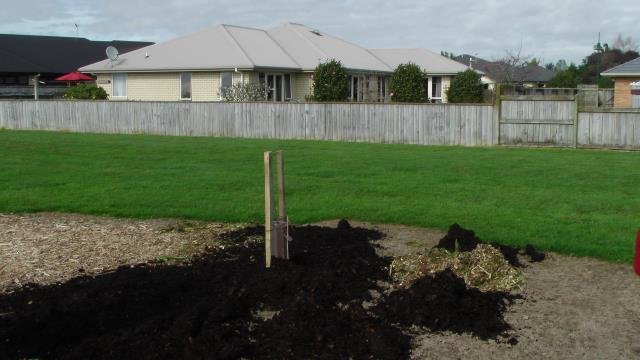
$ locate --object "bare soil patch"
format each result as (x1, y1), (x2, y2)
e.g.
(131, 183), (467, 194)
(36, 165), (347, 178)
(0, 214), (639, 359)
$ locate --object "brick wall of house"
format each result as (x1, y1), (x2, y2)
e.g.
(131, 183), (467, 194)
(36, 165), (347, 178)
(613, 77), (637, 108)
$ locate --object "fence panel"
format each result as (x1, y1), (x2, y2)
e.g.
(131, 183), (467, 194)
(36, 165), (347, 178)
(578, 111), (640, 149)
(0, 100), (496, 147)
(499, 99), (576, 146)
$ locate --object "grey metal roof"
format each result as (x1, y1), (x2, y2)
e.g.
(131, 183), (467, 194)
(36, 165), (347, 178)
(602, 56), (640, 76)
(80, 22), (468, 76)
(80, 24), (300, 72)
(266, 23), (391, 72)
(370, 48), (471, 75)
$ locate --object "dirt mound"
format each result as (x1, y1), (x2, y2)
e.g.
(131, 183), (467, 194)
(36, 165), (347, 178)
(0, 222), (518, 359)
(436, 223), (545, 266)
(376, 269), (520, 341)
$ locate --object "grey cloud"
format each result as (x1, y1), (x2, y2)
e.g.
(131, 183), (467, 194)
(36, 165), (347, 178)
(1, 0), (639, 64)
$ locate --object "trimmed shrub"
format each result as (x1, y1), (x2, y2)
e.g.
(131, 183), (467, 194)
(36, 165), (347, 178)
(64, 84), (108, 100)
(220, 83), (270, 102)
(446, 69), (484, 103)
(389, 63), (426, 103)
(312, 59), (349, 102)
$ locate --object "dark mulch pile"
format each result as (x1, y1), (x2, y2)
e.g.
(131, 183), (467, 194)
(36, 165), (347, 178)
(0, 222), (519, 360)
(374, 269), (519, 339)
(436, 223), (546, 266)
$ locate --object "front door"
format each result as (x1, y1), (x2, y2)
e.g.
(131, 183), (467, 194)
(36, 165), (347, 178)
(265, 74), (292, 102)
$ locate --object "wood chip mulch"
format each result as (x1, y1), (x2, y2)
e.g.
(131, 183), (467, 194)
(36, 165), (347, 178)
(0, 213), (242, 293)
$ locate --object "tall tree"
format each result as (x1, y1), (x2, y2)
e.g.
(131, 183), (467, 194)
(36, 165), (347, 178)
(580, 48), (639, 86)
(546, 64), (581, 88)
(612, 34), (639, 53)
(493, 46), (531, 83)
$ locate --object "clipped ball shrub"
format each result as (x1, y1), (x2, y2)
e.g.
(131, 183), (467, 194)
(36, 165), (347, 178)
(389, 63), (426, 103)
(446, 69), (484, 103)
(312, 59), (349, 102)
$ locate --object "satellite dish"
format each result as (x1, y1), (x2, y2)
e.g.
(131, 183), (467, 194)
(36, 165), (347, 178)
(106, 46), (119, 61)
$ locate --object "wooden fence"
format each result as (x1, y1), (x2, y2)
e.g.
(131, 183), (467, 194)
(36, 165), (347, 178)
(578, 109), (640, 149)
(498, 99), (577, 147)
(1, 99), (640, 150)
(0, 100), (497, 146)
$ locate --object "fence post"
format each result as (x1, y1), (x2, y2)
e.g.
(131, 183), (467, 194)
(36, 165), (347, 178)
(264, 151), (273, 268)
(574, 96), (579, 148)
(495, 84), (502, 146)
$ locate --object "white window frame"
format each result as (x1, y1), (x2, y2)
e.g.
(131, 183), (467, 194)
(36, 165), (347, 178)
(180, 72), (192, 100)
(429, 76), (443, 101)
(112, 73), (127, 99)
(220, 72), (233, 91)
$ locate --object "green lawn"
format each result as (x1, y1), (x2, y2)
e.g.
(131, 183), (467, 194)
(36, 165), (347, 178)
(1, 129), (639, 262)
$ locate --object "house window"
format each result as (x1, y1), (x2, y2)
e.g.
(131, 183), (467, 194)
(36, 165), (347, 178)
(350, 75), (365, 101)
(112, 73), (127, 98)
(431, 76), (442, 98)
(221, 72), (232, 91)
(284, 74), (291, 100)
(180, 72), (192, 100)
(377, 76), (387, 102)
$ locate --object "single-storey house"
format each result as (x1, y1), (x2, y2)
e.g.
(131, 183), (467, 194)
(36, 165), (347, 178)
(80, 23), (471, 103)
(601, 56), (640, 108)
(0, 34), (152, 98)
(454, 54), (555, 90)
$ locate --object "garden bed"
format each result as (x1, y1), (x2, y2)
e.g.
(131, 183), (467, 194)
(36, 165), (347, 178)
(0, 214), (638, 359)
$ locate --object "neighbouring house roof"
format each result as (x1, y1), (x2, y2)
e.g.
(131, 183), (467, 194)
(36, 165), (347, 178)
(369, 48), (471, 75)
(454, 54), (555, 83)
(266, 23), (390, 72)
(0, 34), (152, 74)
(80, 22), (466, 75)
(601, 56), (640, 77)
(81, 25), (300, 73)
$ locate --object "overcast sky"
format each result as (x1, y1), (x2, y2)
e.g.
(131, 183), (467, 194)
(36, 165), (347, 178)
(1, 0), (638, 64)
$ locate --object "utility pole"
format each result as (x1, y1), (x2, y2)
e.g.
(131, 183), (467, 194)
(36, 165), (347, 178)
(33, 74), (40, 100)
(596, 32), (602, 88)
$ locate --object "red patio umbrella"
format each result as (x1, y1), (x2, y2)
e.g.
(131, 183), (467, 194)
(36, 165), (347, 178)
(55, 71), (94, 82)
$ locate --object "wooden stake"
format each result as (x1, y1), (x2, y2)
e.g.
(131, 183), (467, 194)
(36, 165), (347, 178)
(277, 150), (286, 220)
(264, 151), (273, 268)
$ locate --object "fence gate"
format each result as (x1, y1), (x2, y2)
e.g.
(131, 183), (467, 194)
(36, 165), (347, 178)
(498, 96), (577, 147)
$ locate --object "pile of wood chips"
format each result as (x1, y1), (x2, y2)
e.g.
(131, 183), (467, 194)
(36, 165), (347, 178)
(389, 244), (524, 292)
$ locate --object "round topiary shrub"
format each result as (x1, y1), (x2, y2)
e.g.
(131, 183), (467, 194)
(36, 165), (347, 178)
(389, 63), (426, 103)
(446, 69), (484, 103)
(312, 59), (349, 102)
